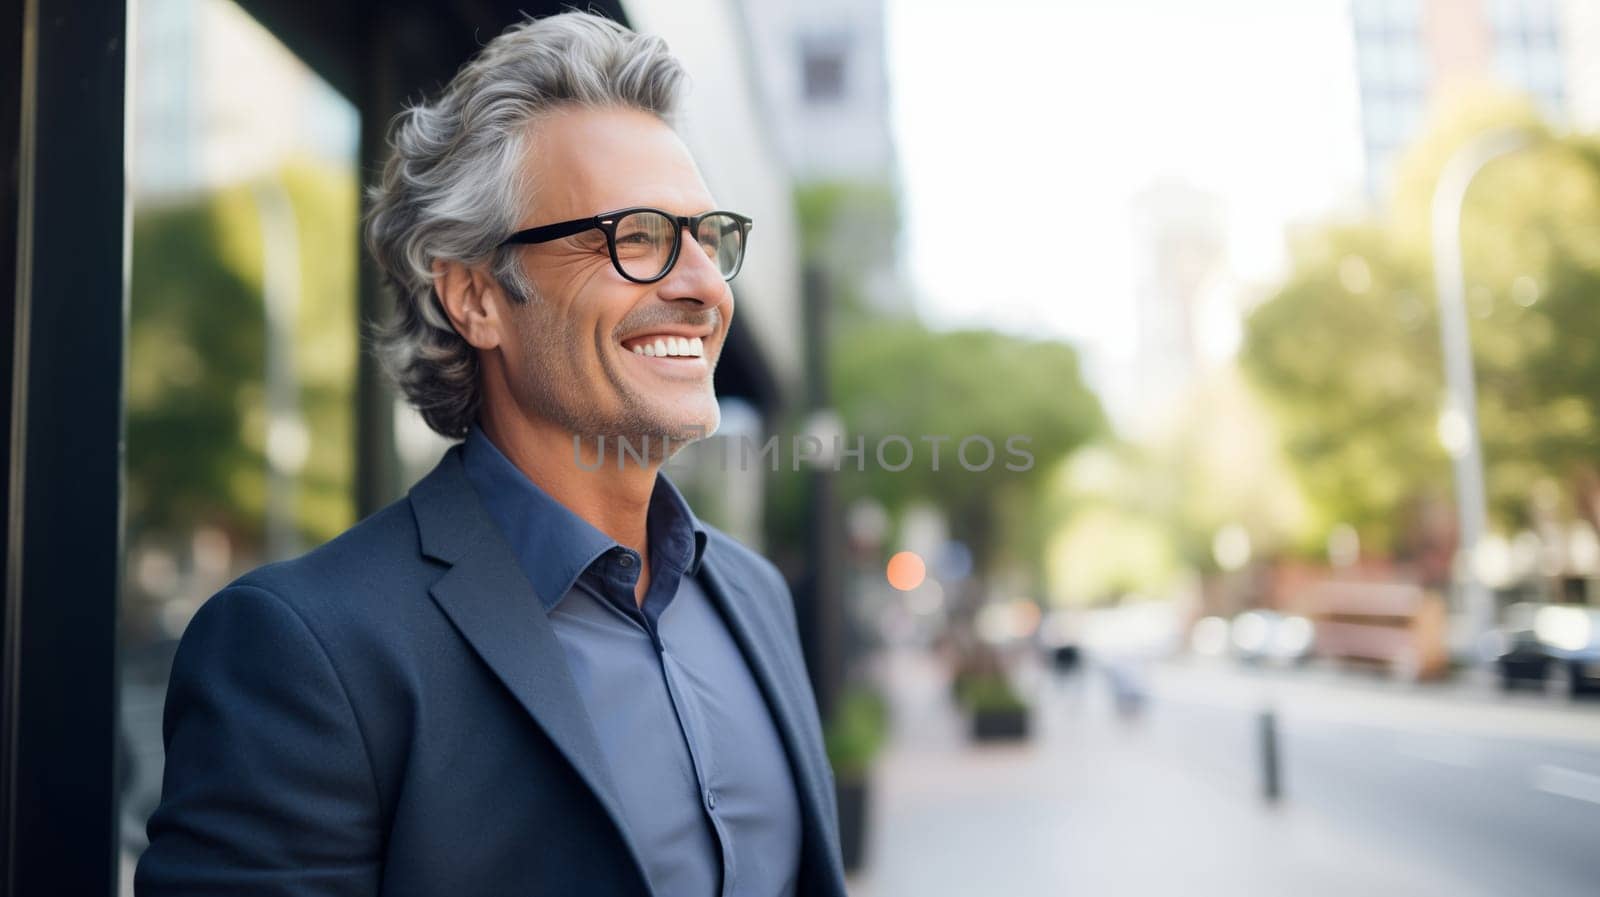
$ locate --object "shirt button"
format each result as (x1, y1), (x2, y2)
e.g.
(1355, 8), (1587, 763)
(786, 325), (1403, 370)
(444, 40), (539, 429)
(616, 552), (634, 568)
(704, 789), (717, 810)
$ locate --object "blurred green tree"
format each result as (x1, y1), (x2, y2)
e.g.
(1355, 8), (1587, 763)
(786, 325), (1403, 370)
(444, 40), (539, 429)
(830, 318), (1104, 575)
(128, 158), (358, 564)
(127, 192), (268, 544)
(787, 178), (1104, 581)
(1241, 95), (1600, 555)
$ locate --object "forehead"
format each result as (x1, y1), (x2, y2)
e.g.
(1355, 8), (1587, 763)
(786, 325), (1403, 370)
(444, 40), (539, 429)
(522, 106), (714, 222)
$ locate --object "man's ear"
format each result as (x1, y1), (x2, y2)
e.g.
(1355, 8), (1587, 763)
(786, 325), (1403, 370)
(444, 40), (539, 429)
(432, 259), (508, 350)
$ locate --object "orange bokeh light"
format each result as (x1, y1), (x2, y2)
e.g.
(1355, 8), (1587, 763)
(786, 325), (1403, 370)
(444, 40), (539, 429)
(886, 551), (926, 591)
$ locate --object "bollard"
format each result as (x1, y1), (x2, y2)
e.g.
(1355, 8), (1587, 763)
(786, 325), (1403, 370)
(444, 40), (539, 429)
(1258, 706), (1282, 802)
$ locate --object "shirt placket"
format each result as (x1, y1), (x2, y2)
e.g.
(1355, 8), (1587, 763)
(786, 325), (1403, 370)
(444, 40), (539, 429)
(589, 556), (735, 896)
(658, 647), (735, 897)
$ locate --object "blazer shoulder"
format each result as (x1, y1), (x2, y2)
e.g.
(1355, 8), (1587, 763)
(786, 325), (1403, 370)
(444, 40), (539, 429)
(701, 524), (801, 634)
(702, 524), (788, 588)
(224, 495), (430, 621)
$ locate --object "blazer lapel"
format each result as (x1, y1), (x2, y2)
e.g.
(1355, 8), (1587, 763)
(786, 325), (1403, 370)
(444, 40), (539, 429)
(409, 447), (651, 890)
(698, 553), (848, 897)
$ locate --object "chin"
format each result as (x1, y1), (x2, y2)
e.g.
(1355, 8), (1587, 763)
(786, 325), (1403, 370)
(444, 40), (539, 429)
(664, 402), (721, 443)
(628, 385), (720, 442)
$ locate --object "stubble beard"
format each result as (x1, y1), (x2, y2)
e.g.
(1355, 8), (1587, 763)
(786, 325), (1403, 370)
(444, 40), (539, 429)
(512, 293), (718, 466)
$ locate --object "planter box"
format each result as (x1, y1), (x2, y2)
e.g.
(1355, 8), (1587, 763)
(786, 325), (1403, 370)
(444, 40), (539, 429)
(836, 777), (870, 873)
(969, 705), (1030, 741)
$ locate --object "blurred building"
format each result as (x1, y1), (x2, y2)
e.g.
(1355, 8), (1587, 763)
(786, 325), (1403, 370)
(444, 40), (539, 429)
(1127, 179), (1229, 433)
(1561, 0), (1600, 131)
(736, 0), (910, 317)
(1349, 0), (1595, 198)
(736, 0), (897, 182)
(133, 0), (358, 200)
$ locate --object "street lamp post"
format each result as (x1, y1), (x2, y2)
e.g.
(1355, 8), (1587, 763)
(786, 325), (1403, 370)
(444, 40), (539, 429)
(1430, 128), (1533, 653)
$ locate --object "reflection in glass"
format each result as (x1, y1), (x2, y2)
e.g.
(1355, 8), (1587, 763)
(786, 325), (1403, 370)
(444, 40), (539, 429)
(120, 0), (359, 888)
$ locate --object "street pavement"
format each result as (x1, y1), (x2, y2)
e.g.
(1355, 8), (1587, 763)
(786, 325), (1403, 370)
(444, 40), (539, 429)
(121, 643), (1600, 896)
(846, 649), (1600, 897)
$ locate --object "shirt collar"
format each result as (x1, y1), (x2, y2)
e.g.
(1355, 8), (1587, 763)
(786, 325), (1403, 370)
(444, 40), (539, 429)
(460, 424), (708, 611)
(649, 470), (710, 578)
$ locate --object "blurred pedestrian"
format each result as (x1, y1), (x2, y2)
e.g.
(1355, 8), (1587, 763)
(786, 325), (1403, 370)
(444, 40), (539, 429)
(1105, 662), (1148, 718)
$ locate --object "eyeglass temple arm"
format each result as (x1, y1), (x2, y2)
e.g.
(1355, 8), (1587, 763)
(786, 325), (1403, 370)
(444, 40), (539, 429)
(499, 217), (601, 247)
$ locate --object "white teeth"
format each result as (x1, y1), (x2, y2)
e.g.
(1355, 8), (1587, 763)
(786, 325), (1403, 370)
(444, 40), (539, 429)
(628, 335), (707, 357)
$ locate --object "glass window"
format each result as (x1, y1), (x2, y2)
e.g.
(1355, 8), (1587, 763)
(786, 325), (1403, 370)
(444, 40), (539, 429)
(1486, 0), (1518, 31)
(119, 0), (360, 886)
(1384, 0), (1422, 29)
(1494, 42), (1529, 89)
(801, 34), (851, 104)
(1358, 39), (1389, 85)
(1527, 0), (1558, 32)
(1397, 39), (1426, 89)
(1529, 48), (1564, 94)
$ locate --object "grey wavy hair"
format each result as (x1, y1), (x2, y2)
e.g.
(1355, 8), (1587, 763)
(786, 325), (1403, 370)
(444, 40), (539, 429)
(364, 11), (687, 439)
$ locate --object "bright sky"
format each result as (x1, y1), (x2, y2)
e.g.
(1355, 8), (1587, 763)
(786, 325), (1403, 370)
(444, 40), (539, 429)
(886, 0), (1366, 369)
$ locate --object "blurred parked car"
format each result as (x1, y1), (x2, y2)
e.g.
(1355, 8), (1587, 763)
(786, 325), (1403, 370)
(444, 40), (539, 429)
(1491, 602), (1600, 697)
(1189, 611), (1314, 666)
(1231, 610), (1315, 666)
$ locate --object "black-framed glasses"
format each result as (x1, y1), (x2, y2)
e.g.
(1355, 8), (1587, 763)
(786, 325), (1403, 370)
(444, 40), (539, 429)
(499, 207), (753, 284)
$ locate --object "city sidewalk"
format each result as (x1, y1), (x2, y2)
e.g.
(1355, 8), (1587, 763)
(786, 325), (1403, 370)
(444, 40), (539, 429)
(844, 649), (1514, 897)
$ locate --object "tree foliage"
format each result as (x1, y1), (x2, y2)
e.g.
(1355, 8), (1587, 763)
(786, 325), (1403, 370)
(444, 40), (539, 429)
(128, 159), (359, 559)
(830, 318), (1104, 571)
(1241, 96), (1600, 554)
(789, 179), (1102, 578)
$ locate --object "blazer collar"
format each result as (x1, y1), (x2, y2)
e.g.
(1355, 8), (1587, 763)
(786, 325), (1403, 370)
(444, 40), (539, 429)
(409, 445), (652, 890)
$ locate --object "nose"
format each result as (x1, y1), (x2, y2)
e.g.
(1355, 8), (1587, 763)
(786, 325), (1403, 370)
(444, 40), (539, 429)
(654, 225), (732, 308)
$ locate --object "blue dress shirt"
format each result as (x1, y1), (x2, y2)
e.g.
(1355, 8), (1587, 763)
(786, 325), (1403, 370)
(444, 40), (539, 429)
(460, 425), (802, 897)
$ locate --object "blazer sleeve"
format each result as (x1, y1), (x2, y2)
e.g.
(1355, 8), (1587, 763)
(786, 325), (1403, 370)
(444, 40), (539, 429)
(135, 584), (383, 897)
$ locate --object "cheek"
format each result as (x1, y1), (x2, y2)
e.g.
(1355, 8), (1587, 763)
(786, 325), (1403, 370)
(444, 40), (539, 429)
(505, 301), (573, 377)
(714, 301), (735, 355)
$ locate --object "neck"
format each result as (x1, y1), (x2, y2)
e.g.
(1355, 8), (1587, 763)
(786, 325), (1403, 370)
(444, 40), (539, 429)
(479, 407), (660, 557)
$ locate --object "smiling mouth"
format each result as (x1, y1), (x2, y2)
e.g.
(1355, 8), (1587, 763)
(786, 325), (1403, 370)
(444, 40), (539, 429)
(622, 335), (706, 358)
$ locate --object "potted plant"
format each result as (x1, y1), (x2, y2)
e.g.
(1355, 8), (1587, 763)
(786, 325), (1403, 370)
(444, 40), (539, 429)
(955, 668), (1030, 742)
(824, 686), (888, 873)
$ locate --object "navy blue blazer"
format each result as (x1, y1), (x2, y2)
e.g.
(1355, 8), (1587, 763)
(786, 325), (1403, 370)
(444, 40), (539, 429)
(136, 446), (848, 897)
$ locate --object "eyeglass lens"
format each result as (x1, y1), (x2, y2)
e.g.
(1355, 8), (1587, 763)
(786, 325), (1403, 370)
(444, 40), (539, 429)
(613, 211), (745, 281)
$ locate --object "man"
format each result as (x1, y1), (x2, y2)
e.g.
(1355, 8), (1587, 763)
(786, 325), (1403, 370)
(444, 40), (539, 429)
(136, 12), (846, 897)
